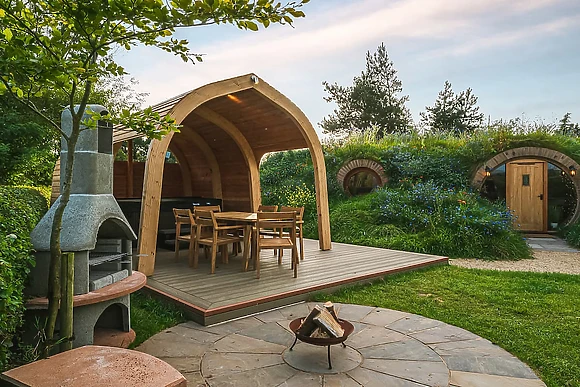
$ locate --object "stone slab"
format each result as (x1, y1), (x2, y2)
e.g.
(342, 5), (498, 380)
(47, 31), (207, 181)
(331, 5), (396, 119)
(238, 321), (295, 347)
(213, 333), (287, 354)
(323, 373), (361, 387)
(182, 317), (264, 336)
(282, 343), (362, 374)
(410, 324), (481, 344)
(277, 371), (323, 386)
(202, 352), (283, 377)
(387, 314), (444, 334)
(450, 370), (546, 387)
(205, 363), (296, 387)
(361, 308), (410, 326)
(347, 325), (407, 348)
(443, 355), (539, 379)
(359, 339), (441, 362)
(361, 359), (449, 386)
(348, 367), (427, 387)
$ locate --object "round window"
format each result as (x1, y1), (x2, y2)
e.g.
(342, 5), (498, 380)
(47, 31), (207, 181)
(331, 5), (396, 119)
(345, 168), (381, 196)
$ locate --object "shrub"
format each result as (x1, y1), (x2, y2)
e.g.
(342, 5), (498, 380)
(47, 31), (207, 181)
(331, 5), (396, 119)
(330, 183), (531, 260)
(561, 222), (580, 248)
(0, 186), (48, 370)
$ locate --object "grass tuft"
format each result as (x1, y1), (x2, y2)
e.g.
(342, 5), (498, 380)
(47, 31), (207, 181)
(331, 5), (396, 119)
(130, 292), (185, 348)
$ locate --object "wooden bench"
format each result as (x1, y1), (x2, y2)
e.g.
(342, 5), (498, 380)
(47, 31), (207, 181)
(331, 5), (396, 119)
(1, 345), (186, 387)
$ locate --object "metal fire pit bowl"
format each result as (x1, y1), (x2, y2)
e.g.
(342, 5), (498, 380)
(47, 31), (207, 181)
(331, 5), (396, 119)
(288, 317), (355, 369)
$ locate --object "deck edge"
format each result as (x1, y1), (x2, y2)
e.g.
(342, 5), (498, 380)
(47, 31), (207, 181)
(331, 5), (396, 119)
(145, 256), (448, 325)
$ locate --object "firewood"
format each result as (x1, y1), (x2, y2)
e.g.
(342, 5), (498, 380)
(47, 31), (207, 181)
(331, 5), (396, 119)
(323, 301), (339, 321)
(313, 308), (345, 338)
(297, 305), (322, 336)
(310, 328), (330, 339)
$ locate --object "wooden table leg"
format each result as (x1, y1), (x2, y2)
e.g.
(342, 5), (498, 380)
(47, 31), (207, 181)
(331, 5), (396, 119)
(243, 224), (251, 272)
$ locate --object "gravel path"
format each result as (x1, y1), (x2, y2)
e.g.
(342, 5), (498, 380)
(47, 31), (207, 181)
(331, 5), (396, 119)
(450, 251), (580, 275)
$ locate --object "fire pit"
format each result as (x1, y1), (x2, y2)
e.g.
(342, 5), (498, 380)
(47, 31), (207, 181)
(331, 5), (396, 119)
(288, 317), (355, 369)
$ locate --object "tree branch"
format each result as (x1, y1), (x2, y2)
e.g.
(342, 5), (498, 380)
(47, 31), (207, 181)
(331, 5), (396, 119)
(0, 6), (61, 62)
(0, 78), (68, 140)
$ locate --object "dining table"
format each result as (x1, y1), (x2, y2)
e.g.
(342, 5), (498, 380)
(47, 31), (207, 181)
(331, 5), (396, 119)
(213, 212), (258, 271)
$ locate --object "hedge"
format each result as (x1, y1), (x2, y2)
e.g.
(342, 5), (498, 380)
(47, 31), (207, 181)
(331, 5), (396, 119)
(0, 186), (48, 370)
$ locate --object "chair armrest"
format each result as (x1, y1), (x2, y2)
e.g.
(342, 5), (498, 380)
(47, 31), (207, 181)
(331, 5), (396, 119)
(216, 225), (246, 231)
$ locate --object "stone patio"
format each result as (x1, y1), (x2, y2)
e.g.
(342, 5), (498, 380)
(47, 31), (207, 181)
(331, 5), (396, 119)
(136, 303), (546, 387)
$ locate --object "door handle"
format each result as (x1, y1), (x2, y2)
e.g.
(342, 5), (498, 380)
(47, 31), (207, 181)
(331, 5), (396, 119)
(538, 193), (544, 200)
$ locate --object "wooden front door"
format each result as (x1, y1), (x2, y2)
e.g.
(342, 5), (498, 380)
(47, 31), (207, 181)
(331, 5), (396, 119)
(506, 160), (547, 232)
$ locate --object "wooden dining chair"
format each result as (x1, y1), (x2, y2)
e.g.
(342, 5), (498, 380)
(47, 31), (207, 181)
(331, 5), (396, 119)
(172, 208), (194, 261)
(258, 205), (278, 212)
(193, 209), (248, 274)
(254, 211), (298, 279)
(280, 206), (305, 261)
(194, 205), (221, 212)
(257, 205), (280, 245)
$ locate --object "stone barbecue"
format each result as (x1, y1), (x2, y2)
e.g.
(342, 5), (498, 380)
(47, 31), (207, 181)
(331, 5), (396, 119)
(28, 105), (141, 348)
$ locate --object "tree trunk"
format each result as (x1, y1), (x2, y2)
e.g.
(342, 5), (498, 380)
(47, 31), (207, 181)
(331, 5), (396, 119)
(44, 116), (80, 356)
(59, 252), (74, 352)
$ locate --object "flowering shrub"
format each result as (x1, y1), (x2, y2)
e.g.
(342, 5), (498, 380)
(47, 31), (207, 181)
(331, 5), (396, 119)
(370, 182), (530, 259)
(0, 186), (48, 370)
(327, 183), (530, 260)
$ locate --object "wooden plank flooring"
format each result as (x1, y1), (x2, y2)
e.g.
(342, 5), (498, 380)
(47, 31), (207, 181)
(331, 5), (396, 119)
(146, 239), (448, 325)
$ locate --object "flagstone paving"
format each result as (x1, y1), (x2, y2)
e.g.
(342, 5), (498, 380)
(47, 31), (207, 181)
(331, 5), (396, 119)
(137, 303), (545, 387)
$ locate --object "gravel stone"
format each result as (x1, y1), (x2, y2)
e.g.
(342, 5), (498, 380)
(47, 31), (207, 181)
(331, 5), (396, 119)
(450, 251), (580, 275)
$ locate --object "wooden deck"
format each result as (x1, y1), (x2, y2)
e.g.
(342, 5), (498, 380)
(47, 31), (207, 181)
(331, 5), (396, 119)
(145, 239), (448, 325)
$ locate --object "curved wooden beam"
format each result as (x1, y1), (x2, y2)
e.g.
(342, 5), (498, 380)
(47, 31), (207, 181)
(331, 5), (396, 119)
(253, 79), (331, 251)
(138, 128), (222, 275)
(193, 106), (261, 211)
(138, 74), (331, 276)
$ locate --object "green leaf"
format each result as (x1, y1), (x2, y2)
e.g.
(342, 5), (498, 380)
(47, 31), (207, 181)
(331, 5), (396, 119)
(16, 88), (23, 98)
(245, 21), (259, 31)
(0, 9), (5, 18)
(3, 28), (12, 41)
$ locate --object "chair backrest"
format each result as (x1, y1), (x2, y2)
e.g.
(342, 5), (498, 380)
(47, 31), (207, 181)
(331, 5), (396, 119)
(173, 208), (194, 225)
(258, 205), (278, 212)
(194, 205), (221, 212)
(257, 211), (296, 233)
(194, 209), (217, 230)
(279, 206), (304, 221)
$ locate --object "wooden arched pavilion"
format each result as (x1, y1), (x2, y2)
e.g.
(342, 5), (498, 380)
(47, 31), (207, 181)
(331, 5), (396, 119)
(53, 74), (331, 276)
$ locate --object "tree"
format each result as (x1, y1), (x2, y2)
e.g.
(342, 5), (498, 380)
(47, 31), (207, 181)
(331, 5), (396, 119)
(420, 81), (484, 135)
(0, 75), (147, 185)
(0, 95), (57, 185)
(558, 113), (580, 137)
(321, 43), (412, 139)
(0, 0), (308, 354)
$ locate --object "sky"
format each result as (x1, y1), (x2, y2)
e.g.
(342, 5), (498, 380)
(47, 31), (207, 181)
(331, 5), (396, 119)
(115, 0), (580, 137)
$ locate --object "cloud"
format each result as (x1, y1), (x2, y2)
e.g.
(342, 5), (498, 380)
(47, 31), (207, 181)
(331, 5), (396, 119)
(118, 0), (576, 106)
(424, 14), (580, 58)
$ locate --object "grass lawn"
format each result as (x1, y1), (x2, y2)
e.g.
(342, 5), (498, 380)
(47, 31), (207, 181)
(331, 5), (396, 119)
(130, 291), (186, 348)
(315, 265), (580, 387)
